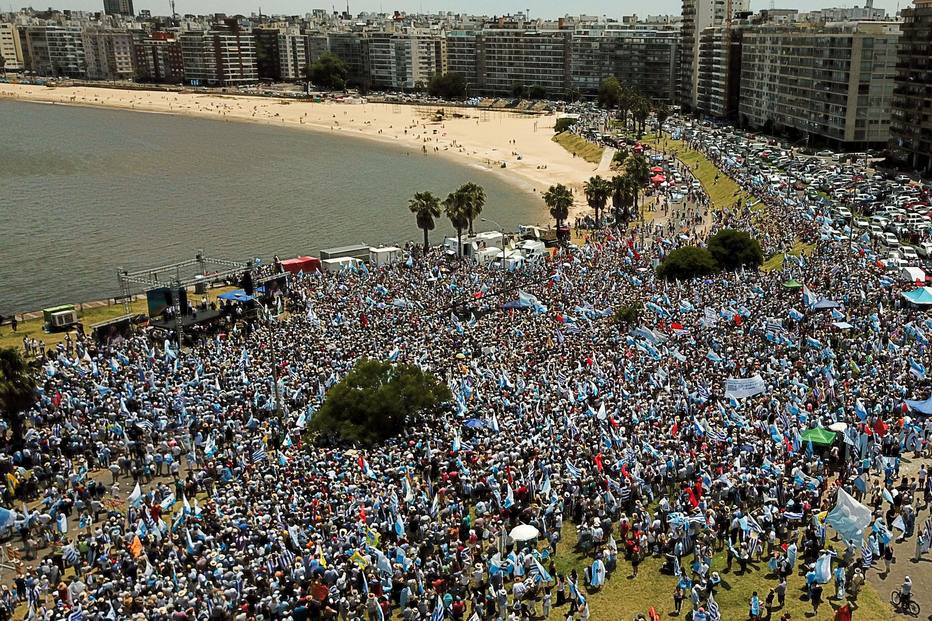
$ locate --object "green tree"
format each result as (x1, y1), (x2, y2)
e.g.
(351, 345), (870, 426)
(565, 88), (580, 103)
(625, 153), (650, 186)
(613, 303), (641, 327)
(444, 189), (469, 257)
(632, 95), (650, 135)
(657, 246), (720, 280)
(0, 54), (5, 72)
(554, 117), (576, 133)
(408, 191), (442, 252)
(512, 83), (528, 99)
(307, 52), (348, 90)
(611, 148), (628, 168)
(428, 72), (466, 99)
(584, 175), (612, 228)
(597, 76), (622, 109)
(458, 182), (486, 235)
(528, 85), (546, 100)
(308, 359), (451, 446)
(0, 347), (36, 451)
(655, 103), (671, 137)
(706, 229), (764, 271)
(544, 184), (574, 238)
(611, 173), (638, 225)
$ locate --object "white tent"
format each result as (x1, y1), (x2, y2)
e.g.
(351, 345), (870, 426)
(900, 266), (926, 283)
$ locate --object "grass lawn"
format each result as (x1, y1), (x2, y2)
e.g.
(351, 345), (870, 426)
(0, 286), (236, 352)
(762, 241), (817, 273)
(642, 136), (757, 212)
(553, 132), (604, 165)
(552, 523), (899, 621)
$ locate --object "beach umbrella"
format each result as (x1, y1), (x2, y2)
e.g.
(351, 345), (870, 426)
(650, 175), (665, 184)
(509, 524), (540, 541)
(650, 166), (663, 173)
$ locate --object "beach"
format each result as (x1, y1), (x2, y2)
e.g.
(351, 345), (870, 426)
(0, 84), (603, 220)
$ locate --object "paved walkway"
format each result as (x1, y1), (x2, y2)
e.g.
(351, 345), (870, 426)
(596, 146), (616, 174)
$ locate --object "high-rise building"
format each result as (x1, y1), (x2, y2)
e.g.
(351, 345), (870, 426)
(180, 24), (258, 86)
(134, 32), (184, 83)
(680, 0), (747, 110)
(695, 24), (742, 118)
(0, 22), (24, 70)
(477, 28), (572, 96)
(103, 0), (134, 17)
(255, 27), (308, 81)
(22, 26), (86, 78)
(739, 21), (900, 148)
(445, 29), (480, 90)
(890, 0), (932, 174)
(83, 28), (134, 80)
(571, 27), (680, 104)
(368, 30), (446, 90)
(326, 32), (370, 87)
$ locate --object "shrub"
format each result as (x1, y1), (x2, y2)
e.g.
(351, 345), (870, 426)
(554, 117), (577, 133)
(706, 228), (764, 271)
(657, 247), (720, 280)
(428, 73), (466, 99)
(308, 359), (451, 446)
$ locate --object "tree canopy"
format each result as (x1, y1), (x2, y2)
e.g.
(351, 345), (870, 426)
(597, 77), (622, 109)
(428, 73), (466, 99)
(0, 347), (36, 450)
(657, 246), (720, 280)
(707, 229), (764, 271)
(308, 359), (451, 446)
(307, 53), (348, 91)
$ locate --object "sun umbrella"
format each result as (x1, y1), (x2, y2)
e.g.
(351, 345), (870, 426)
(651, 174), (665, 184)
(509, 524), (540, 541)
(650, 166), (663, 173)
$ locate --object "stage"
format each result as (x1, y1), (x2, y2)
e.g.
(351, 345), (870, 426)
(149, 309), (221, 331)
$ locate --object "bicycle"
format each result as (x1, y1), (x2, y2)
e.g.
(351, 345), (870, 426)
(891, 590), (921, 616)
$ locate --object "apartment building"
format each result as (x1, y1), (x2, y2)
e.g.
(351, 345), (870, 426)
(22, 25), (86, 78)
(680, 0), (747, 110)
(739, 21), (900, 147)
(102, 0), (134, 17)
(571, 27), (680, 104)
(255, 27), (308, 81)
(180, 25), (258, 86)
(445, 29), (480, 88)
(368, 30), (446, 90)
(83, 28), (134, 80)
(134, 32), (184, 83)
(695, 25), (740, 118)
(0, 22), (24, 70)
(477, 28), (572, 96)
(326, 31), (369, 86)
(890, 0), (932, 174)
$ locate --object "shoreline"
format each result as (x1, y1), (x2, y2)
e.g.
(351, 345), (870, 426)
(0, 84), (599, 218)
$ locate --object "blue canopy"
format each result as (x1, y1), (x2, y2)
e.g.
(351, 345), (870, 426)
(813, 299), (841, 310)
(464, 419), (486, 429)
(906, 395), (932, 415)
(903, 287), (932, 306)
(218, 289), (256, 303)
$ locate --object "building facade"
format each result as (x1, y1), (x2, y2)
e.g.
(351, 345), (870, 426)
(0, 22), (24, 70)
(23, 26), (86, 78)
(102, 0), (134, 17)
(680, 0), (747, 110)
(134, 32), (184, 83)
(180, 25), (258, 86)
(83, 29), (134, 80)
(477, 28), (572, 96)
(740, 22), (900, 147)
(890, 0), (932, 174)
(368, 30), (446, 90)
(255, 27), (308, 81)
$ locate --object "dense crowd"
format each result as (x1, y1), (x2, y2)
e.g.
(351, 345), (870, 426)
(2, 119), (932, 621)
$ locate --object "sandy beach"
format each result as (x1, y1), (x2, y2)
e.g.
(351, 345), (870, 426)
(1, 84), (604, 220)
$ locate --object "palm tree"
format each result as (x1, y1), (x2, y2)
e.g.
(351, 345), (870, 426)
(444, 189), (470, 258)
(584, 175), (612, 228)
(626, 154), (650, 187)
(655, 103), (670, 138)
(408, 191), (442, 253)
(611, 173), (637, 226)
(632, 96), (650, 135)
(543, 184), (573, 240)
(0, 347), (36, 451)
(458, 182), (486, 235)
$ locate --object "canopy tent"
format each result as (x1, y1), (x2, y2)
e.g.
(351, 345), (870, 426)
(650, 174), (666, 184)
(902, 287), (932, 306)
(800, 428), (837, 446)
(280, 256), (321, 275)
(650, 166), (664, 173)
(905, 395), (932, 415)
(218, 288), (261, 303)
(900, 266), (926, 283)
(832, 321), (854, 330)
(783, 279), (803, 289)
(509, 524), (540, 541)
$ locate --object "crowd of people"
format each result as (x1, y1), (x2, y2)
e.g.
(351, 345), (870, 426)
(2, 117), (932, 621)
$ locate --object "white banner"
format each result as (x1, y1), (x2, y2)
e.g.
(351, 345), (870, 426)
(701, 307), (719, 328)
(725, 374), (767, 399)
